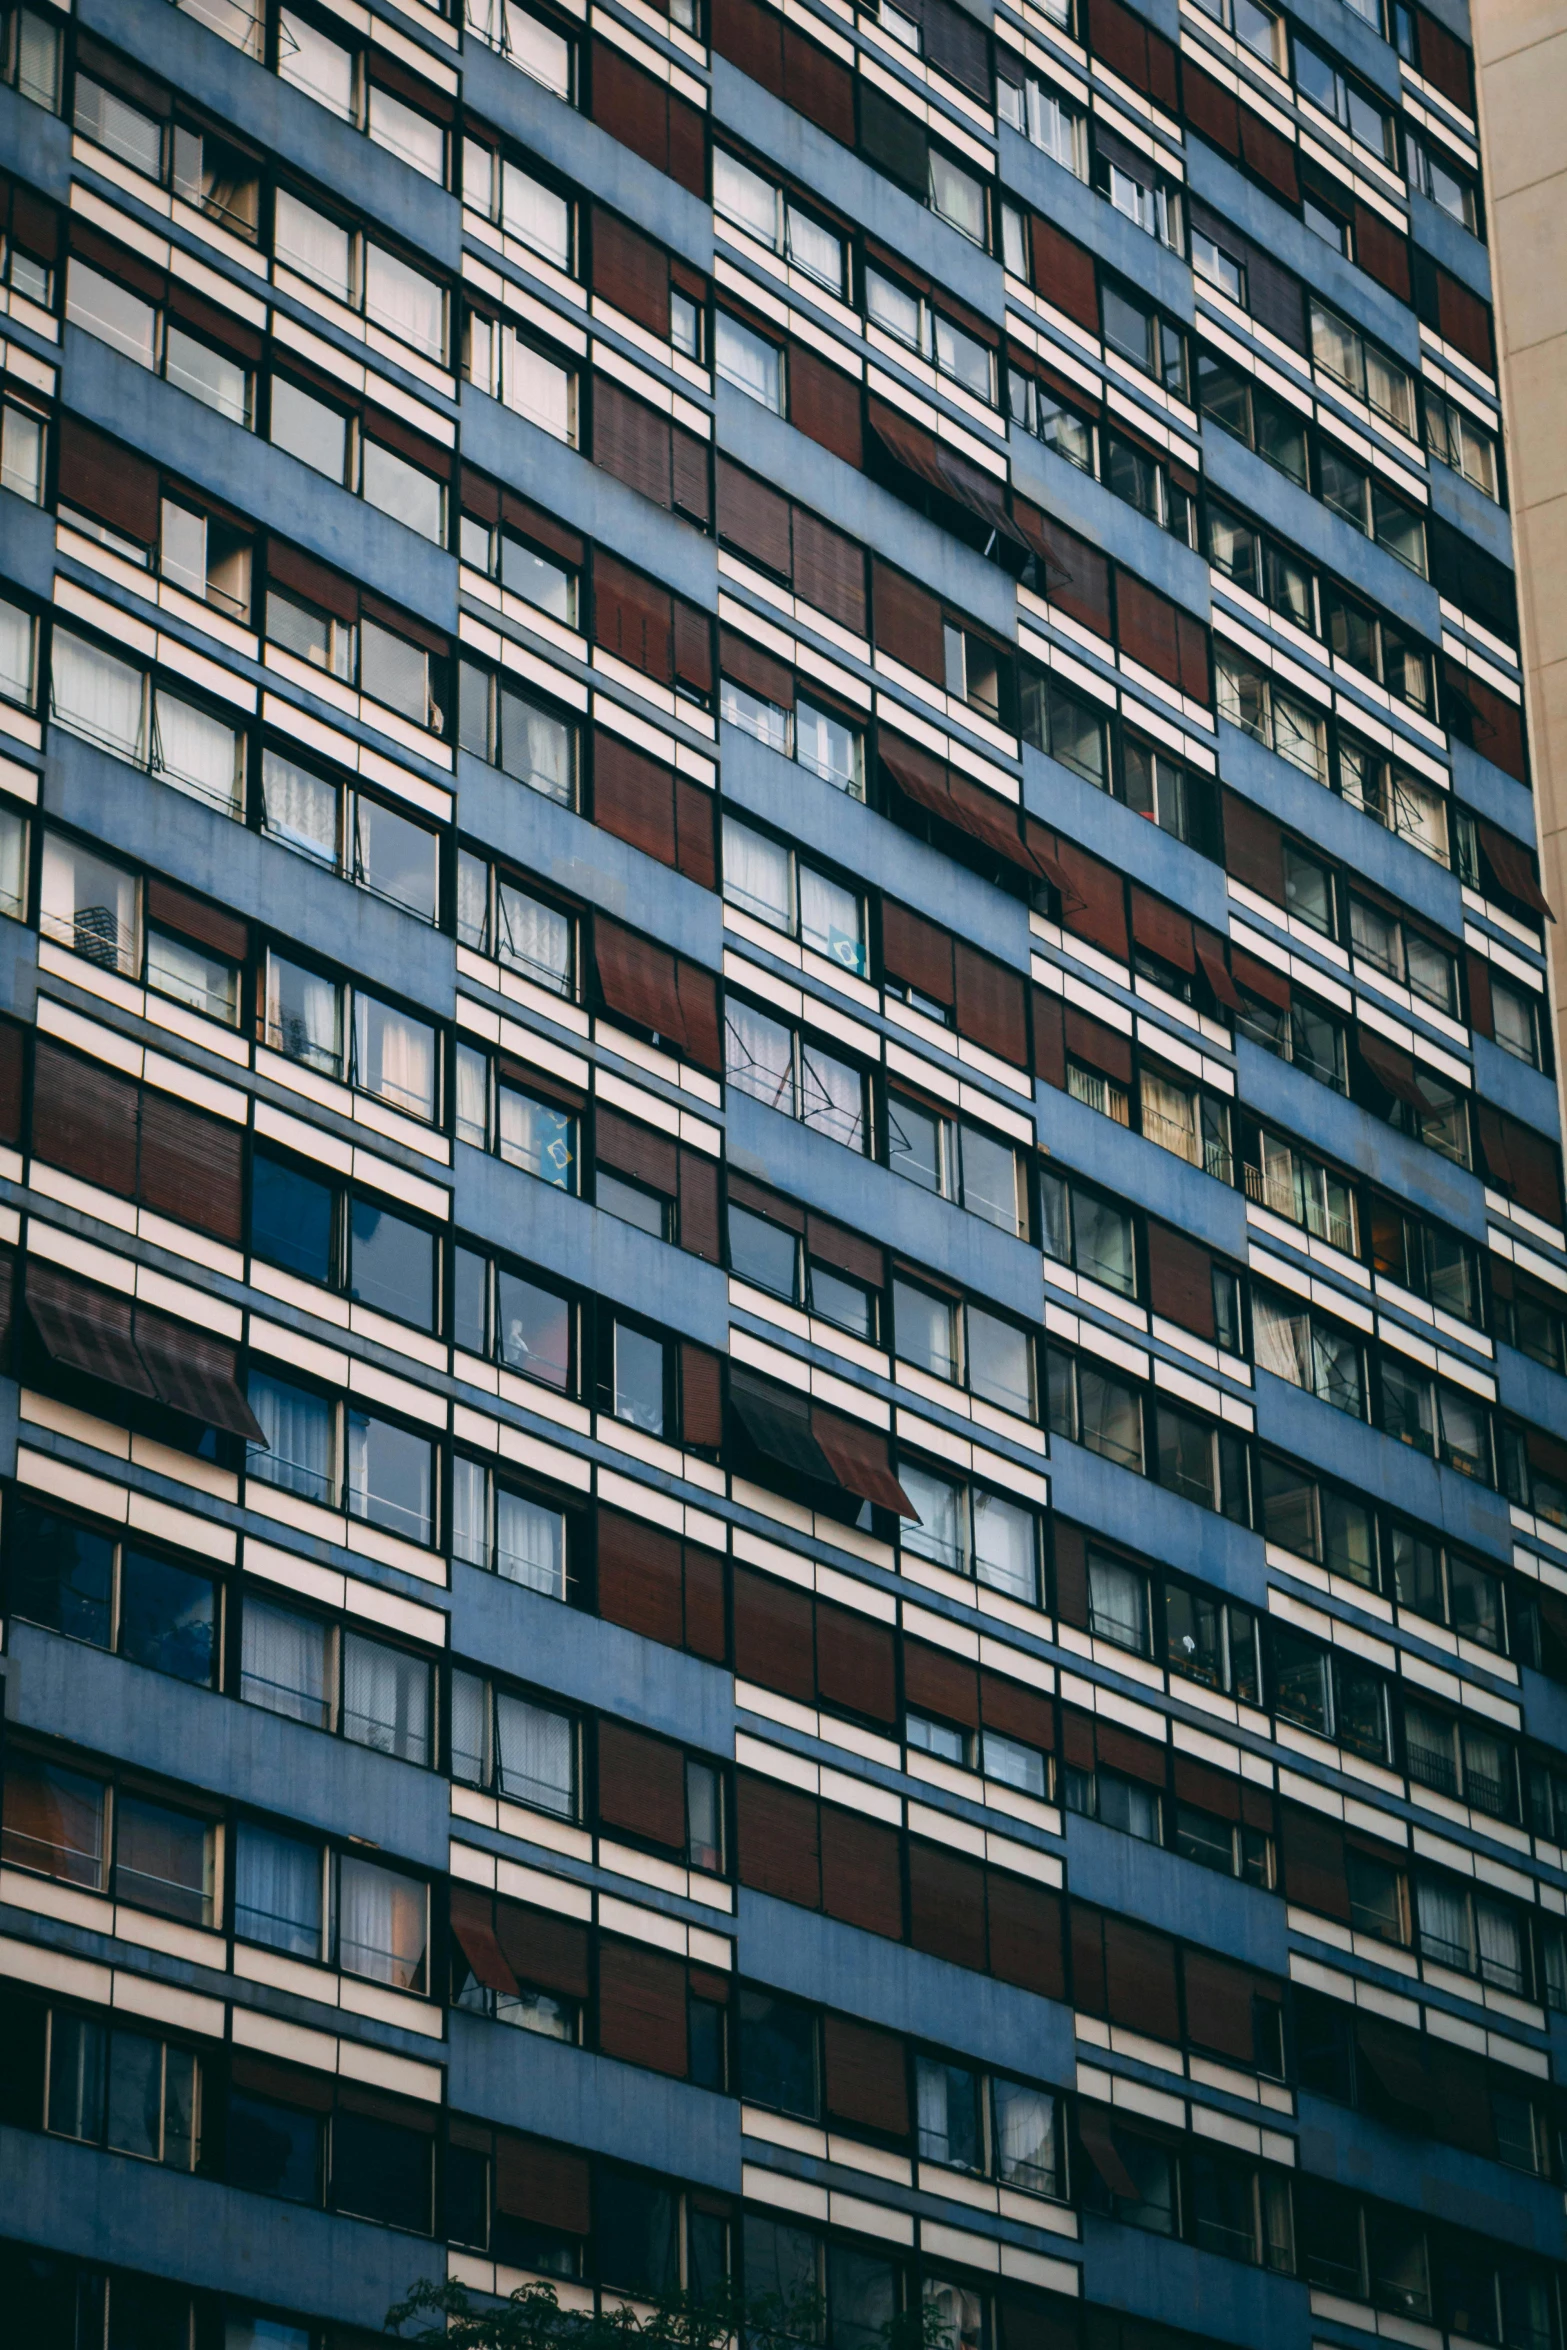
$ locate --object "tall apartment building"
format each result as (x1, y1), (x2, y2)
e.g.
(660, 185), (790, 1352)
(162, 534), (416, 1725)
(1470, 0), (1567, 1112)
(0, 0), (1564, 2344)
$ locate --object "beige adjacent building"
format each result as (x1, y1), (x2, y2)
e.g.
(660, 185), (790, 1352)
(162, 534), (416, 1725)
(1472, 0), (1567, 1099)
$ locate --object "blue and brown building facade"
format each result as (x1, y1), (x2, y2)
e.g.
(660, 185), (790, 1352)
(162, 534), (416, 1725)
(0, 0), (1563, 2346)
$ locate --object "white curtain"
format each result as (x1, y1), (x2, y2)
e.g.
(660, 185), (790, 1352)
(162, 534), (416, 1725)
(248, 1369), (334, 1502)
(916, 2058), (951, 2161)
(501, 162), (571, 265)
(996, 2081), (1056, 2190)
(343, 1632), (429, 1765)
(361, 440), (443, 542)
(365, 246), (445, 360)
(498, 3), (571, 96)
(451, 1455), (489, 1567)
(449, 1668), (491, 1786)
(727, 1003), (793, 1110)
(455, 1043), (489, 1148)
(338, 1855), (427, 1988)
(495, 1693), (574, 1816)
(0, 806), (26, 920)
(497, 881), (571, 991)
(714, 152), (777, 243)
(495, 1490), (565, 1599)
(153, 689), (241, 813)
(367, 86), (443, 181)
(0, 598), (33, 706)
(500, 690), (574, 804)
(240, 1597), (332, 1727)
(273, 190), (351, 297)
(1415, 1874), (1470, 1970)
(1254, 1293), (1312, 1388)
(502, 331), (574, 443)
(278, 11), (354, 117)
(1477, 1899), (1524, 1990)
(354, 994), (436, 1120)
(722, 819), (790, 930)
(262, 750), (338, 864)
(67, 262), (156, 368)
(901, 1464), (964, 1572)
(235, 1822), (322, 1956)
(974, 1492), (1035, 1602)
(52, 631), (145, 760)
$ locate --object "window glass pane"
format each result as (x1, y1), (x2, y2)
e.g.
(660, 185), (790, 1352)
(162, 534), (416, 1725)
(729, 1205), (798, 1299)
(895, 1280), (959, 1382)
(262, 749), (338, 865)
(901, 1463), (968, 1573)
(349, 1199), (434, 1328)
(164, 327), (250, 426)
(613, 1323), (665, 1434)
(251, 1154), (335, 1283)
(960, 1126), (1020, 1231)
(47, 2012), (106, 2142)
(115, 1794), (211, 1924)
(2, 1757), (106, 1886)
(119, 1551), (217, 1687)
(1088, 1554), (1147, 1649)
(346, 1410), (433, 1544)
(727, 1001), (794, 1111)
(723, 819), (791, 930)
(716, 312), (782, 410)
(270, 380), (349, 480)
(147, 928), (240, 1025)
(266, 954), (343, 1076)
(361, 438), (443, 540)
(497, 1086), (577, 1188)
(496, 881), (572, 992)
(7, 1504), (113, 1646)
(67, 262), (157, 367)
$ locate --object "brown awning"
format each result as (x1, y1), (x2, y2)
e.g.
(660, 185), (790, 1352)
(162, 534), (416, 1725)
(812, 1404), (916, 1517)
(134, 1310), (266, 1440)
(731, 1377), (835, 1484)
(1479, 817), (1552, 920)
(595, 918), (682, 1042)
(450, 1891), (519, 1996)
(868, 400), (1028, 548)
(1355, 1030), (1430, 1110)
(28, 1266), (156, 1397)
(26, 1263), (264, 1439)
(881, 735), (1035, 874)
(1196, 931), (1243, 1012)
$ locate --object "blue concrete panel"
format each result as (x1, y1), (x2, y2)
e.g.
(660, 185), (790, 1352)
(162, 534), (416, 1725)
(6, 1622), (453, 1868)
